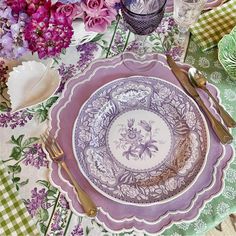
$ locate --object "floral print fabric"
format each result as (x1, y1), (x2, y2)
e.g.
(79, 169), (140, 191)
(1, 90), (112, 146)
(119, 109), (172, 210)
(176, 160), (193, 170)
(0, 14), (235, 236)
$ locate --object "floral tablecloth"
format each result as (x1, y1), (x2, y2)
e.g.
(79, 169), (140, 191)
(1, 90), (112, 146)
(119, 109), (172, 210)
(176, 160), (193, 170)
(1, 14), (236, 236)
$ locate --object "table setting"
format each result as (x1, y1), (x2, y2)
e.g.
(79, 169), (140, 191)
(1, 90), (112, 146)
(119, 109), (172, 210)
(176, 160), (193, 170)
(0, 0), (236, 235)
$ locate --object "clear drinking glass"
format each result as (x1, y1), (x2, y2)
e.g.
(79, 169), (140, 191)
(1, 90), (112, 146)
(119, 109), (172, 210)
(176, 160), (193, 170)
(121, 0), (167, 58)
(173, 0), (206, 41)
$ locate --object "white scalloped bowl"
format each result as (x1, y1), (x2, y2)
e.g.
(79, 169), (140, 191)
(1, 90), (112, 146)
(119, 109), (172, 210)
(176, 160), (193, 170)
(7, 61), (60, 112)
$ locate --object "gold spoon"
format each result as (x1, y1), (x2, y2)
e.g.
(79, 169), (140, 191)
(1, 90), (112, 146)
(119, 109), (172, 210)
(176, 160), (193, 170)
(188, 67), (236, 128)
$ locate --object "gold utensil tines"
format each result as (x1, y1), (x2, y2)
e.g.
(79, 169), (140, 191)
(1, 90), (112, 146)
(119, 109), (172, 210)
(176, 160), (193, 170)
(166, 55), (233, 144)
(188, 67), (236, 128)
(41, 133), (98, 217)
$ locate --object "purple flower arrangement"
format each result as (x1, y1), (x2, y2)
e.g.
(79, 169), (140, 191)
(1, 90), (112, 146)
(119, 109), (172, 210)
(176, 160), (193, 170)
(0, 0), (135, 59)
(0, 2), (29, 59)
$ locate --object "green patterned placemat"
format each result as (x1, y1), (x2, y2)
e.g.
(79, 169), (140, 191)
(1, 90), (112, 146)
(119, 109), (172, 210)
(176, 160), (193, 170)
(157, 38), (236, 236)
(190, 0), (236, 51)
(0, 161), (39, 236)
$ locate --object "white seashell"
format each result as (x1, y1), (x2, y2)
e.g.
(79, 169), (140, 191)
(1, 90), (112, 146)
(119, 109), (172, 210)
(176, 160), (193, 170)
(7, 61), (60, 112)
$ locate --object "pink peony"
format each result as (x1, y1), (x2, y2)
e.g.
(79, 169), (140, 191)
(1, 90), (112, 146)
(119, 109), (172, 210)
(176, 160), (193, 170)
(82, 0), (117, 32)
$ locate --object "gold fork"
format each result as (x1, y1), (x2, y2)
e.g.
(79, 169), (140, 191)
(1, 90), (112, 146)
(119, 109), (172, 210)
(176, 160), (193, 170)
(41, 133), (98, 217)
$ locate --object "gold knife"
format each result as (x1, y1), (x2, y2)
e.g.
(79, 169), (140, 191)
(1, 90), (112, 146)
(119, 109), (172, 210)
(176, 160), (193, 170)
(166, 55), (233, 144)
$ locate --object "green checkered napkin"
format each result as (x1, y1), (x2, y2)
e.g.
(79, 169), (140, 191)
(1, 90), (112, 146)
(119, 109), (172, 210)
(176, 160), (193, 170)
(0, 161), (39, 236)
(190, 0), (236, 51)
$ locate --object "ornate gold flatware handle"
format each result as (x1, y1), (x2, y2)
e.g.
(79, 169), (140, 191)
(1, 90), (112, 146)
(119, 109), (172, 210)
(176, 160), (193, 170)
(60, 161), (97, 217)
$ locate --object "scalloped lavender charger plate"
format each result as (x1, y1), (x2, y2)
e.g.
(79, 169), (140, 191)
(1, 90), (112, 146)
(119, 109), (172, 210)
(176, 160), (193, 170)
(48, 53), (234, 235)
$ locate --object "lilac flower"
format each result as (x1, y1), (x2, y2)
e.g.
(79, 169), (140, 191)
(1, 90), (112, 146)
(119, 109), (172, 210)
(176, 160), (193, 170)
(126, 40), (139, 52)
(156, 16), (177, 34)
(0, 111), (33, 129)
(114, 32), (123, 44)
(167, 17), (176, 29)
(51, 209), (64, 234)
(50, 204), (70, 235)
(23, 143), (49, 169)
(156, 25), (165, 34)
(154, 16), (183, 59)
(71, 223), (83, 236)
(166, 46), (183, 60)
(76, 42), (98, 71)
(57, 63), (77, 93)
(59, 195), (69, 209)
(0, 3), (29, 59)
(111, 31), (125, 54)
(25, 187), (51, 217)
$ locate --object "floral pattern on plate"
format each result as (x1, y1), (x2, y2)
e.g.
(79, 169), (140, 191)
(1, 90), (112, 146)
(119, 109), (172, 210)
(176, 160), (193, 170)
(73, 76), (209, 205)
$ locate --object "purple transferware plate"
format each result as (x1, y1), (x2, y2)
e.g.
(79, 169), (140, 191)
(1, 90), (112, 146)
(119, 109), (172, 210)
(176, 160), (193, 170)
(48, 53), (234, 234)
(72, 76), (209, 206)
(165, 0), (225, 13)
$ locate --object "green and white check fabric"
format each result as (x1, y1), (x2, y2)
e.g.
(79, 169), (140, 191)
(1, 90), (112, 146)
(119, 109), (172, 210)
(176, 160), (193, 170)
(190, 0), (236, 51)
(0, 161), (39, 236)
